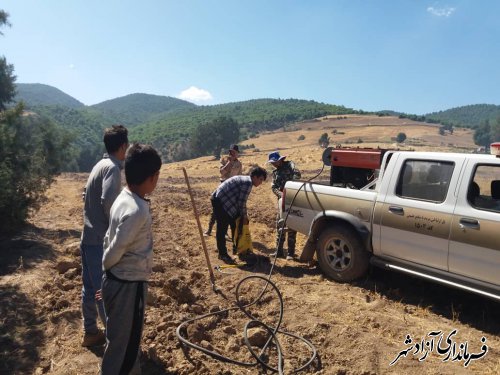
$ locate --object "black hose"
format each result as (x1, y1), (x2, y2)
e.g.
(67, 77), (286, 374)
(176, 164), (326, 373)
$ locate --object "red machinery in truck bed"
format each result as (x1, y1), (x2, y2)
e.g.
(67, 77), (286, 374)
(324, 146), (391, 189)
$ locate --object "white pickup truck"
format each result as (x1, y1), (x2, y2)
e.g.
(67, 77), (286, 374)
(281, 146), (500, 300)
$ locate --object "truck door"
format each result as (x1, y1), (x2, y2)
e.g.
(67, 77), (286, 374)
(377, 157), (459, 270)
(449, 162), (500, 285)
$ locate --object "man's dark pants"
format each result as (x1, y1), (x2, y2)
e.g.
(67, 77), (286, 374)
(276, 213), (297, 256)
(211, 197), (236, 257)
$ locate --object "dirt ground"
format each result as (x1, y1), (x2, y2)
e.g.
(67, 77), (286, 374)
(1, 116), (499, 375)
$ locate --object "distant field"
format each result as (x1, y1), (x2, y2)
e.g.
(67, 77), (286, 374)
(238, 115), (477, 172)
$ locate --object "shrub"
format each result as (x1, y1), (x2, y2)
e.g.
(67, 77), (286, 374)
(396, 132), (407, 143)
(318, 133), (330, 147)
(0, 104), (71, 231)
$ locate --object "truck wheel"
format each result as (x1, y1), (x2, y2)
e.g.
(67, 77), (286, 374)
(317, 226), (369, 282)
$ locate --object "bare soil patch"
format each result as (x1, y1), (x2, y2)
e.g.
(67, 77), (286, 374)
(1, 116), (498, 374)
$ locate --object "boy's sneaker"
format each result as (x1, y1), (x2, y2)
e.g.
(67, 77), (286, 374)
(286, 255), (295, 261)
(82, 330), (106, 347)
(203, 230), (211, 237)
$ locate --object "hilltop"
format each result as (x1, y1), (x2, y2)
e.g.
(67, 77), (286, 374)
(425, 104), (500, 129)
(89, 93), (196, 127)
(14, 83), (85, 109)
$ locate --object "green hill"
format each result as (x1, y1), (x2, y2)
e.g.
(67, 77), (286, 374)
(31, 105), (113, 171)
(28, 96), (354, 169)
(425, 104), (500, 128)
(14, 83), (85, 109)
(90, 93), (196, 127)
(21, 83), (500, 169)
(130, 98), (355, 161)
(23, 92), (195, 171)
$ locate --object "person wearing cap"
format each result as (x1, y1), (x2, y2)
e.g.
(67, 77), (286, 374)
(267, 151), (301, 260)
(204, 144), (243, 236)
(219, 144), (243, 182)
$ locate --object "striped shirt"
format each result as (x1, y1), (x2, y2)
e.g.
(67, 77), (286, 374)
(214, 175), (252, 218)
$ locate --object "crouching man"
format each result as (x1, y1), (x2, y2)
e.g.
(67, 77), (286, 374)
(211, 166), (267, 263)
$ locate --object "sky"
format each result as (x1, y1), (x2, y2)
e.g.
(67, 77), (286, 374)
(1, 0), (499, 114)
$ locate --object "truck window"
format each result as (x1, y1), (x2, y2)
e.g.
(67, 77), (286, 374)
(468, 165), (500, 213)
(396, 160), (454, 203)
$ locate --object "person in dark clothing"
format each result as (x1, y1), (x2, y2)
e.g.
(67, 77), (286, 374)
(267, 151), (301, 260)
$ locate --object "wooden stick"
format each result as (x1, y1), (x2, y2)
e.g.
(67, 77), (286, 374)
(182, 167), (217, 291)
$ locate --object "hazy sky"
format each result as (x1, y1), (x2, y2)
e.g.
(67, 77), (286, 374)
(2, 1), (499, 114)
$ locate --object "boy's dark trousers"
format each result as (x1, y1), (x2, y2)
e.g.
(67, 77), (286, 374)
(101, 271), (147, 375)
(211, 196), (235, 257)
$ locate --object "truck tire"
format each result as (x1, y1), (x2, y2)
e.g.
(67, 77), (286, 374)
(317, 225), (369, 282)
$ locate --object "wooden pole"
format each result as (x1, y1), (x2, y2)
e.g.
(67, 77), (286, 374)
(182, 167), (217, 291)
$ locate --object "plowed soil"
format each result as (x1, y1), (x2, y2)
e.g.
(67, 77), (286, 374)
(1, 116), (499, 375)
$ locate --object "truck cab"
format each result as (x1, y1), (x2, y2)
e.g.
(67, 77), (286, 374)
(373, 151), (500, 296)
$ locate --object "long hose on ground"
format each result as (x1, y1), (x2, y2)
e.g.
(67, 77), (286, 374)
(176, 164), (326, 374)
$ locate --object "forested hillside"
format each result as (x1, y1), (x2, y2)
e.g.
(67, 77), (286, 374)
(31, 105), (113, 171)
(425, 104), (500, 128)
(90, 93), (195, 127)
(13, 82), (500, 169)
(14, 83), (84, 109)
(131, 98), (355, 161)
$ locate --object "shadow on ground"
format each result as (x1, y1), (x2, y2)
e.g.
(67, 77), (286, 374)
(247, 242), (500, 335)
(0, 224), (81, 374)
(247, 242), (321, 279)
(0, 224), (79, 276)
(141, 355), (174, 375)
(355, 266), (500, 335)
(0, 284), (45, 374)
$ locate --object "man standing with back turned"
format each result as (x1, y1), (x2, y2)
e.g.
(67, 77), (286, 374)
(80, 125), (128, 347)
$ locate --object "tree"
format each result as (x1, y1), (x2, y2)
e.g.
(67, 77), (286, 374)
(190, 116), (240, 159)
(0, 10), (10, 34)
(396, 132), (407, 143)
(473, 120), (491, 147)
(0, 9), (71, 231)
(0, 11), (15, 110)
(491, 117), (500, 142)
(0, 105), (72, 231)
(318, 132), (330, 148)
